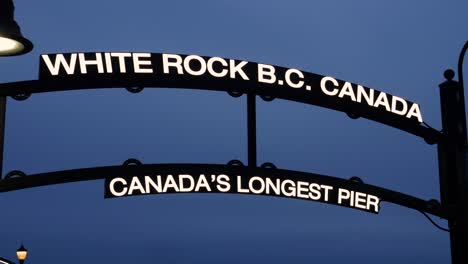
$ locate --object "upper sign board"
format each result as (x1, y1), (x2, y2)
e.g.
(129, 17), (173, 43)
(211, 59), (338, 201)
(39, 52), (423, 125)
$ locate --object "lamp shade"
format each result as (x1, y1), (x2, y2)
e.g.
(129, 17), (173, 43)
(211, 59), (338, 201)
(16, 245), (27, 262)
(0, 0), (33, 56)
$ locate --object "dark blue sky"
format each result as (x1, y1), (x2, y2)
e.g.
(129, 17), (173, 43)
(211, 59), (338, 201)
(1, 1), (467, 263)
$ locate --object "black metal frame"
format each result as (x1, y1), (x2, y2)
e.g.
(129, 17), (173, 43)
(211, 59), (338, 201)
(0, 43), (466, 262)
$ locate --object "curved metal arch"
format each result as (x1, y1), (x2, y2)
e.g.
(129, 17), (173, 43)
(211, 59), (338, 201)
(0, 163), (448, 219)
(0, 52), (442, 143)
(0, 257), (15, 264)
(0, 79), (442, 143)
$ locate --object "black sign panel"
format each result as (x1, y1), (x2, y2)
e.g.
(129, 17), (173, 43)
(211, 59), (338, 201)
(104, 171), (381, 214)
(38, 52), (424, 131)
(0, 163), (445, 217)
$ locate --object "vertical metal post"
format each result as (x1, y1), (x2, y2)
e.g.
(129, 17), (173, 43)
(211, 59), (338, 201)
(0, 96), (6, 178)
(438, 69), (468, 264)
(247, 92), (257, 168)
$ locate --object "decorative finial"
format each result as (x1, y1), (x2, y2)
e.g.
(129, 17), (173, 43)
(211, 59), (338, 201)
(444, 69), (455, 81)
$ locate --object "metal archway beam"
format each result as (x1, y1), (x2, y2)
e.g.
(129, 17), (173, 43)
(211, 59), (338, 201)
(0, 52), (442, 142)
(0, 257), (15, 264)
(0, 163), (447, 218)
(0, 79), (441, 143)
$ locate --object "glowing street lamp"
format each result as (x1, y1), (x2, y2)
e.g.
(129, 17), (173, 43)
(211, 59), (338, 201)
(0, 0), (33, 56)
(15, 245), (27, 264)
(0, 245), (28, 264)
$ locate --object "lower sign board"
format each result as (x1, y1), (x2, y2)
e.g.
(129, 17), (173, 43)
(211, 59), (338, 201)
(105, 172), (381, 214)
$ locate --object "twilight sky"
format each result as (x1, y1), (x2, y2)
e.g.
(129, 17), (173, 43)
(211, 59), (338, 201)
(0, 0), (467, 263)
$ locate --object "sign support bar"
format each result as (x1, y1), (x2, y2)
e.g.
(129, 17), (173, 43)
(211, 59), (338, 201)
(0, 96), (6, 178)
(247, 92), (257, 168)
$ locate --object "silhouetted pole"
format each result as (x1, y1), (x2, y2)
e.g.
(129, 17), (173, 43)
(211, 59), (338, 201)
(438, 41), (468, 264)
(0, 96), (6, 178)
(247, 92), (257, 168)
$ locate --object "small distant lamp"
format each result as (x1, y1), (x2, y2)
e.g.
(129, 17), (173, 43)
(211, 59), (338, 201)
(16, 245), (27, 264)
(0, 0), (33, 56)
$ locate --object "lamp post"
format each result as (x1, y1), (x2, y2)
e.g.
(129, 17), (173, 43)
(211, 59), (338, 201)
(0, 0), (33, 178)
(0, 244), (28, 264)
(438, 41), (468, 264)
(0, 0), (31, 259)
(0, 0), (33, 56)
(15, 245), (27, 264)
